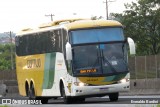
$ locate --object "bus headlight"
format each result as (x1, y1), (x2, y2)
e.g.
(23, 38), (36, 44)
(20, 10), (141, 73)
(119, 78), (130, 83)
(79, 82), (85, 86)
(74, 82), (88, 86)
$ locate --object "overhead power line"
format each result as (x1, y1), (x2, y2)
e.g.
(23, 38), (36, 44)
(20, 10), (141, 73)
(45, 14), (55, 21)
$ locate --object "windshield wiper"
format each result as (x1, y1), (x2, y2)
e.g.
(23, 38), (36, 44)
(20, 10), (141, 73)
(90, 50), (100, 70)
(101, 50), (117, 73)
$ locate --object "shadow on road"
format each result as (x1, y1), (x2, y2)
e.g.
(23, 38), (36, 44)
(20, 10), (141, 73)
(47, 97), (130, 104)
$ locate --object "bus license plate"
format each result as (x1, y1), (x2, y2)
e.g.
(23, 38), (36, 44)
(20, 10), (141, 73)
(99, 88), (109, 92)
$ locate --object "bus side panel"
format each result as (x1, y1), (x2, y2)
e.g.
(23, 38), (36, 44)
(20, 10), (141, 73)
(16, 54), (45, 96)
(42, 52), (67, 96)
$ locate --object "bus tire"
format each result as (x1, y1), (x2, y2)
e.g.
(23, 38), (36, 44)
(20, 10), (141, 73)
(28, 84), (49, 104)
(29, 83), (36, 100)
(61, 84), (71, 104)
(109, 92), (119, 102)
(25, 82), (29, 97)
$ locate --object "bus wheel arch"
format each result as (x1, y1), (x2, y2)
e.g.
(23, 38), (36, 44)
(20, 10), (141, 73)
(59, 80), (64, 97)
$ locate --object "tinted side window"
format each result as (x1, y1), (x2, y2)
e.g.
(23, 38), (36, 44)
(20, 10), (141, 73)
(16, 36), (28, 56)
(16, 29), (63, 56)
(62, 29), (68, 58)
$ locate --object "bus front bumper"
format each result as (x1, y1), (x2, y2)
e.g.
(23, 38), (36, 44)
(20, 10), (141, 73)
(71, 82), (130, 96)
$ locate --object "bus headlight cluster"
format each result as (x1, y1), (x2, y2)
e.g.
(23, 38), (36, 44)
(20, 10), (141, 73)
(119, 78), (130, 83)
(74, 82), (88, 86)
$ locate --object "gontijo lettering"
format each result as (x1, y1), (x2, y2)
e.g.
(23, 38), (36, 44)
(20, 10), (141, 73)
(27, 59), (41, 68)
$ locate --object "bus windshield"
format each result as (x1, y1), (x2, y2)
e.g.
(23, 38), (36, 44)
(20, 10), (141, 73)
(70, 27), (128, 76)
(70, 27), (124, 44)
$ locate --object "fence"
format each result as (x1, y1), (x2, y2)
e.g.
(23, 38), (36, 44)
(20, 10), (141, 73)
(129, 55), (160, 79)
(0, 70), (16, 81)
(0, 55), (160, 80)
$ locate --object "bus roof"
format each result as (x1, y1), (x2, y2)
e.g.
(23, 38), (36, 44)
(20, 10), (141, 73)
(65, 19), (122, 30)
(16, 19), (122, 36)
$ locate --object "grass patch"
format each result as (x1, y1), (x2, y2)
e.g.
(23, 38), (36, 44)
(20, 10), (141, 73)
(157, 104), (160, 107)
(0, 105), (8, 107)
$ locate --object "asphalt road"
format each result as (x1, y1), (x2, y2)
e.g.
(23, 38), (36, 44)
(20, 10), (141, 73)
(0, 96), (160, 107)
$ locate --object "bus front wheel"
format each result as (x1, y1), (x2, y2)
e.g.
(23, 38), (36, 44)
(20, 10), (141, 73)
(61, 84), (71, 104)
(109, 92), (119, 102)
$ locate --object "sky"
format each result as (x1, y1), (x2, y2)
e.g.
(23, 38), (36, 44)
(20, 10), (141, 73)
(0, 0), (136, 33)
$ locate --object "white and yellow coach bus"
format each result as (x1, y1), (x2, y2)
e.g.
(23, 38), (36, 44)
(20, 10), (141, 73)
(15, 19), (135, 104)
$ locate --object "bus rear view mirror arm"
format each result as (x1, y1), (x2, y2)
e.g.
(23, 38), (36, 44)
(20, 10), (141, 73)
(127, 37), (136, 55)
(66, 42), (72, 60)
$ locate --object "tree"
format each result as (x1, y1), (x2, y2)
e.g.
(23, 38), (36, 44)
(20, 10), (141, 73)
(91, 16), (103, 20)
(111, 0), (160, 55)
(0, 44), (15, 70)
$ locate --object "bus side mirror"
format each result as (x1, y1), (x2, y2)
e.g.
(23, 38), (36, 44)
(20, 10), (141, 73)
(66, 42), (72, 60)
(127, 37), (136, 55)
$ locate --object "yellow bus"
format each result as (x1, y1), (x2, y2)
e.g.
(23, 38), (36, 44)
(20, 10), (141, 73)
(15, 19), (135, 104)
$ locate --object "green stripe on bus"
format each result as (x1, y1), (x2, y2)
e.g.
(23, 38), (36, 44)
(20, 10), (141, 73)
(103, 73), (127, 82)
(42, 53), (50, 89)
(48, 53), (56, 88)
(43, 53), (56, 89)
(113, 73), (127, 81)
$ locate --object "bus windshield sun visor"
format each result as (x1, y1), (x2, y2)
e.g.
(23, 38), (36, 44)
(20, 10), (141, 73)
(70, 27), (124, 45)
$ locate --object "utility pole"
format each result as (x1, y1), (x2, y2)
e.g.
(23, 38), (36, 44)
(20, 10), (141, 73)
(45, 14), (54, 21)
(9, 31), (14, 70)
(106, 0), (109, 20)
(103, 0), (116, 20)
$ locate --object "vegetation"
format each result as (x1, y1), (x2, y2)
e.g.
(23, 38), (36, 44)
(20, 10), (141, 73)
(111, 0), (160, 55)
(157, 104), (160, 107)
(91, 16), (103, 20)
(0, 44), (15, 70)
(0, 105), (8, 107)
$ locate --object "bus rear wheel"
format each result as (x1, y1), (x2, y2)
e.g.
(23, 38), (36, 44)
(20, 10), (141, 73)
(28, 84), (48, 104)
(109, 92), (119, 102)
(29, 84), (36, 100)
(25, 82), (29, 97)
